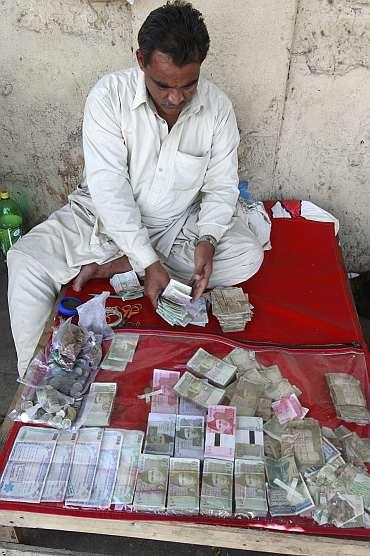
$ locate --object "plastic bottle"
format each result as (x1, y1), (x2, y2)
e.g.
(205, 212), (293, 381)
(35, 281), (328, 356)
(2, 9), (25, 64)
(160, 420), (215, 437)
(0, 191), (23, 259)
(238, 179), (254, 202)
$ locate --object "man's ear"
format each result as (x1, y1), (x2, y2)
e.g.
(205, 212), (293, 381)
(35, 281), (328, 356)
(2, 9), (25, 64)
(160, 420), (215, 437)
(136, 49), (145, 70)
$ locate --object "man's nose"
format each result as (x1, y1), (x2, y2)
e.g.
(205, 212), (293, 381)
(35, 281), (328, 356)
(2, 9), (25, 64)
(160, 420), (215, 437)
(167, 88), (185, 106)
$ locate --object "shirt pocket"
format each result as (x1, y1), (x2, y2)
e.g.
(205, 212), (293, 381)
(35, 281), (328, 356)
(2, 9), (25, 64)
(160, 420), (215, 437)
(173, 150), (210, 191)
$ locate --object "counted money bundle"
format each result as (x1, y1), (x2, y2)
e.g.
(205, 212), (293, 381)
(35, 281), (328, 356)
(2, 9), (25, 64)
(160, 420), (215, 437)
(110, 270), (144, 300)
(187, 348), (236, 387)
(100, 333), (139, 372)
(326, 373), (370, 425)
(211, 287), (253, 332)
(156, 279), (208, 327)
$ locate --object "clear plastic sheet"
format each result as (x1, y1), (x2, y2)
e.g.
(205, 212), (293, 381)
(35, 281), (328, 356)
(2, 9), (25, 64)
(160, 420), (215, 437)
(0, 330), (369, 538)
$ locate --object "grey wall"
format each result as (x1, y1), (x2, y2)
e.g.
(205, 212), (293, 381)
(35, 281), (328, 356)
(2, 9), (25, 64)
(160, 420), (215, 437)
(0, 0), (369, 270)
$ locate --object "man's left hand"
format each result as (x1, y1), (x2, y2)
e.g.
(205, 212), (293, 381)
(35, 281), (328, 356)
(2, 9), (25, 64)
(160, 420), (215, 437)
(192, 241), (214, 301)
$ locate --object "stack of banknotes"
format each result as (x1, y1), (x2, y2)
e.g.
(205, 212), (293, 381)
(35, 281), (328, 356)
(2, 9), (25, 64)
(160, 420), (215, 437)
(211, 287), (253, 332)
(1, 345), (370, 527)
(110, 270), (144, 300)
(187, 348), (237, 387)
(156, 279), (208, 327)
(326, 373), (370, 425)
(100, 333), (139, 372)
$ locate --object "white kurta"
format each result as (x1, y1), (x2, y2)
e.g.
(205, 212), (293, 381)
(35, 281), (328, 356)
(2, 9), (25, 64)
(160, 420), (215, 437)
(8, 67), (269, 376)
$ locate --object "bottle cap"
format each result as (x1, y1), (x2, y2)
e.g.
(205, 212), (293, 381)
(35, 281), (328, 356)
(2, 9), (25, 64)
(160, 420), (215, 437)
(0, 191), (9, 200)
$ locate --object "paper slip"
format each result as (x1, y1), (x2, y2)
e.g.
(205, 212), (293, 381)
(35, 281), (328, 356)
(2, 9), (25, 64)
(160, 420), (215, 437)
(110, 271), (144, 300)
(234, 459), (268, 517)
(287, 418), (325, 471)
(42, 431), (78, 502)
(0, 426), (59, 503)
(65, 428), (103, 504)
(272, 394), (308, 425)
(236, 416), (264, 459)
(175, 415), (204, 459)
(101, 333), (139, 372)
(151, 369), (180, 414)
(112, 429), (144, 506)
(204, 405), (236, 461)
(133, 454), (170, 512)
(167, 457), (200, 515)
(144, 413), (176, 456)
(81, 382), (117, 427)
(187, 348), (236, 387)
(200, 458), (233, 517)
(174, 372), (225, 409)
(73, 430), (123, 509)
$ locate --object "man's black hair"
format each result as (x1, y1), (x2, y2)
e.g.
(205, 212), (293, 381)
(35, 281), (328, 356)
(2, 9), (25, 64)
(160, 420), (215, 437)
(138, 1), (210, 67)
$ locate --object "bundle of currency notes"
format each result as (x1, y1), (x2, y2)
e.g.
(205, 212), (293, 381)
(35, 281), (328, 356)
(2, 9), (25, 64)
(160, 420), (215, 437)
(236, 416), (264, 459)
(65, 428), (104, 505)
(133, 453), (169, 512)
(175, 415), (204, 459)
(265, 455), (315, 517)
(234, 458), (268, 517)
(167, 457), (200, 515)
(229, 378), (264, 416)
(200, 458), (233, 516)
(156, 279), (208, 327)
(204, 405), (236, 460)
(272, 394), (308, 424)
(287, 418), (325, 472)
(80, 382), (117, 427)
(112, 429), (144, 507)
(187, 348), (236, 387)
(151, 369), (180, 414)
(211, 287), (253, 332)
(0, 426), (59, 503)
(144, 413), (176, 456)
(223, 347), (259, 373)
(110, 270), (144, 300)
(173, 371), (225, 409)
(72, 430), (123, 509)
(100, 333), (139, 371)
(326, 373), (370, 425)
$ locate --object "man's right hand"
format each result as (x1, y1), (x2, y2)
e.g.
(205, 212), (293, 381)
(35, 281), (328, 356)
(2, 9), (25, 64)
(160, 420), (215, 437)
(144, 261), (170, 307)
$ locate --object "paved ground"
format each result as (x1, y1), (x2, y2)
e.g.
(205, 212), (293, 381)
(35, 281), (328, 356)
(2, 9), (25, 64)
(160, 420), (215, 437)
(0, 260), (368, 554)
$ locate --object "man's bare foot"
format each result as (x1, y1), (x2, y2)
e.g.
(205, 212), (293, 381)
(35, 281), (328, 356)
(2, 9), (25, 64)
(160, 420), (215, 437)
(72, 256), (132, 292)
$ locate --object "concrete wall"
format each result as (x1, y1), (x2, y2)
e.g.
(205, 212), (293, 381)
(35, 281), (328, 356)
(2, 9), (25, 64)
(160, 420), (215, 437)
(0, 0), (369, 270)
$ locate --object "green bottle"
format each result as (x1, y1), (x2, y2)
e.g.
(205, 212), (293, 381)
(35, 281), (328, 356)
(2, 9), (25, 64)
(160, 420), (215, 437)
(0, 190), (24, 259)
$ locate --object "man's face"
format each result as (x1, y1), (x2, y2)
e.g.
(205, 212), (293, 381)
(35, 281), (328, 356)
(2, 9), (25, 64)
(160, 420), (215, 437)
(137, 49), (200, 119)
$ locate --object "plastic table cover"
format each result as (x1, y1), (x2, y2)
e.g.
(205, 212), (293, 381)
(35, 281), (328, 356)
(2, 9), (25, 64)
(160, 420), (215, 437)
(0, 330), (369, 539)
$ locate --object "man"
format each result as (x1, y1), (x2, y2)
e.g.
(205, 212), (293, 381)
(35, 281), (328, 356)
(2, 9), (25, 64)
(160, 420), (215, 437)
(8, 1), (268, 377)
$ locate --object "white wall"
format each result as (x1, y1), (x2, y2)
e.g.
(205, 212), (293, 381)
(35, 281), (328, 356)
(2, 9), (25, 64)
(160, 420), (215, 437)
(0, 0), (369, 270)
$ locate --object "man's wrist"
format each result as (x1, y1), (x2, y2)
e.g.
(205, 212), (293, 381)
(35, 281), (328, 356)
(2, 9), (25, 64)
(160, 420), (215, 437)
(195, 234), (218, 250)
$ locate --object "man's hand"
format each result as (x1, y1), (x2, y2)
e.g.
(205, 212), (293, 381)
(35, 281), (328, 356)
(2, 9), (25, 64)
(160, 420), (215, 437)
(192, 241), (214, 301)
(144, 260), (170, 307)
(72, 256), (132, 292)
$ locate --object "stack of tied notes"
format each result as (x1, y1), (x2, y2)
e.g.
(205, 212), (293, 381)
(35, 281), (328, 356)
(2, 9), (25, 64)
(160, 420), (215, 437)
(211, 287), (253, 332)
(156, 279), (208, 327)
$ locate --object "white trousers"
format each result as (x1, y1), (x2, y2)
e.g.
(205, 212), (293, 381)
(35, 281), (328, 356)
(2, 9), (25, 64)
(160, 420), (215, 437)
(8, 201), (267, 376)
